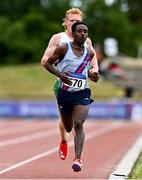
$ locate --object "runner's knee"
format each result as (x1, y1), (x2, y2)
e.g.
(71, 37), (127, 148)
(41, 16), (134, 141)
(74, 119), (85, 130)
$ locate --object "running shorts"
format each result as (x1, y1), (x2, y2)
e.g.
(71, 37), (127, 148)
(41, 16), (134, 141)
(56, 88), (93, 115)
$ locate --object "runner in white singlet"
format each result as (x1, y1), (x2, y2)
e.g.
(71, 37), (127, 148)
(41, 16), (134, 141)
(43, 21), (99, 172)
(41, 8), (99, 162)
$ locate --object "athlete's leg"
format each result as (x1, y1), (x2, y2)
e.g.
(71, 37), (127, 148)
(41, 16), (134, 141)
(73, 105), (90, 159)
(53, 80), (68, 144)
(58, 119), (67, 142)
(58, 109), (73, 160)
(58, 117), (75, 143)
(59, 110), (73, 133)
(72, 104), (89, 171)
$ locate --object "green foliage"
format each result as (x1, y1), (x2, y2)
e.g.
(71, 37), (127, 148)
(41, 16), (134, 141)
(0, 0), (142, 64)
(127, 0), (142, 24)
(84, 0), (142, 57)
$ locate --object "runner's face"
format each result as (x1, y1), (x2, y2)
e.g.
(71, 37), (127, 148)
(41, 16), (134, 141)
(66, 14), (82, 33)
(74, 24), (88, 44)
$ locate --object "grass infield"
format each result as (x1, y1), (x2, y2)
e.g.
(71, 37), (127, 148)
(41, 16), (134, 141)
(128, 152), (142, 179)
(0, 63), (130, 100)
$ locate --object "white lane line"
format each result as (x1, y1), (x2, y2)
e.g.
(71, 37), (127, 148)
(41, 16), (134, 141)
(109, 133), (142, 180)
(0, 122), (56, 135)
(0, 122), (123, 175)
(0, 121), (93, 147)
(0, 120), (34, 129)
(0, 128), (58, 147)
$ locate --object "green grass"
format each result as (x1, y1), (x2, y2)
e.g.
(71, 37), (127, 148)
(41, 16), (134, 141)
(0, 63), (130, 100)
(129, 152), (142, 179)
(0, 64), (57, 100)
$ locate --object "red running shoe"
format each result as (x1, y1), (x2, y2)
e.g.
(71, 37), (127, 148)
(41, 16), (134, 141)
(72, 159), (83, 172)
(59, 141), (68, 160)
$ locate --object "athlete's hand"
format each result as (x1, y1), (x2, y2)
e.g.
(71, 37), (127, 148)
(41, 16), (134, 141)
(88, 71), (100, 82)
(58, 72), (72, 85)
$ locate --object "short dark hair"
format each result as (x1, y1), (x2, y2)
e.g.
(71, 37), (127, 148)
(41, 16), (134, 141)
(71, 21), (88, 33)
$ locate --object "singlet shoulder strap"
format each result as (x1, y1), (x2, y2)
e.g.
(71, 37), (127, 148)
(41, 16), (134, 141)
(60, 32), (71, 45)
(58, 42), (69, 63)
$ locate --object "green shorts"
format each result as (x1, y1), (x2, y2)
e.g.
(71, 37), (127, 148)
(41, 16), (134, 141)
(53, 79), (59, 97)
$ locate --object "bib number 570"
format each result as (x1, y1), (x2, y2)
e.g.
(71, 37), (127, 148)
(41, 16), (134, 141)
(70, 78), (83, 88)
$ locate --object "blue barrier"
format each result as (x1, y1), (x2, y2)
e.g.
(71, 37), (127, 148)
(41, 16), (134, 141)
(89, 102), (126, 119)
(0, 101), (58, 118)
(0, 100), (139, 119)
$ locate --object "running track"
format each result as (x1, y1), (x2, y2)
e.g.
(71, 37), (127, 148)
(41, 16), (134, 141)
(0, 118), (142, 179)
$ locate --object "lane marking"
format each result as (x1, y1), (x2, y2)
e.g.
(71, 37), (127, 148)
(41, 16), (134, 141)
(0, 122), (93, 147)
(0, 128), (58, 147)
(109, 133), (142, 180)
(0, 121), (56, 135)
(0, 122), (123, 175)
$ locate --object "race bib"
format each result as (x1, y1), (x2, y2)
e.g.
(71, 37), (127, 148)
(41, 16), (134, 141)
(63, 72), (86, 90)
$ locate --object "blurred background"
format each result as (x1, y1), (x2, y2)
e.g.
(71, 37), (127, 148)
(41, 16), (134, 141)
(0, 0), (142, 120)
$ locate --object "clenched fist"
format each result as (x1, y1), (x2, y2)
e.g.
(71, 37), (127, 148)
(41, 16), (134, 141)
(88, 71), (100, 82)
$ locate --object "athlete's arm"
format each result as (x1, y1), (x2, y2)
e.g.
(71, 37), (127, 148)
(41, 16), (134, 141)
(86, 37), (99, 73)
(41, 34), (61, 66)
(88, 49), (100, 82)
(43, 44), (72, 85)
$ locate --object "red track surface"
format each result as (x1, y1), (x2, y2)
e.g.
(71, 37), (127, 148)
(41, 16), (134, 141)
(0, 118), (142, 179)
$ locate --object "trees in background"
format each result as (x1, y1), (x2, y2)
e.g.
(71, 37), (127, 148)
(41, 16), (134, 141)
(85, 0), (142, 57)
(0, 0), (141, 65)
